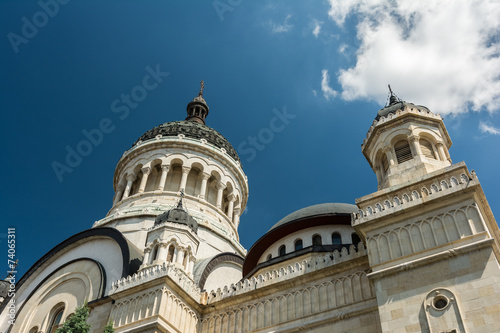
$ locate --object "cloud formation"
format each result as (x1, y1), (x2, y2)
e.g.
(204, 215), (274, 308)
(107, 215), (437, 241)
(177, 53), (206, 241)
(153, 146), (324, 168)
(271, 14), (293, 33)
(312, 20), (322, 38)
(328, 0), (500, 115)
(321, 69), (337, 100)
(479, 122), (500, 135)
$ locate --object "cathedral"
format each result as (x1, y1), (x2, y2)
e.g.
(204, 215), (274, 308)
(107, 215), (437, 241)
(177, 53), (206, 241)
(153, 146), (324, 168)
(1, 85), (500, 333)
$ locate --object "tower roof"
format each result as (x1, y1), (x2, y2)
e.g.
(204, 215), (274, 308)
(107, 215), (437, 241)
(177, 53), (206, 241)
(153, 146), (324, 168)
(155, 193), (199, 232)
(133, 120), (240, 162)
(376, 86), (432, 120)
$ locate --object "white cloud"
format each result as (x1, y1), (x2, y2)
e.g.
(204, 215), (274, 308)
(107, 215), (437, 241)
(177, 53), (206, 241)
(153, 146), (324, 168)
(327, 0), (500, 115)
(479, 121), (500, 135)
(312, 89), (318, 97)
(321, 69), (337, 100)
(312, 20), (322, 38)
(271, 14), (293, 33)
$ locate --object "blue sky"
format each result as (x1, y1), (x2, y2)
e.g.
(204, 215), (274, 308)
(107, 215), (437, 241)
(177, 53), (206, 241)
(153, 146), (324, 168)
(2, 0), (500, 279)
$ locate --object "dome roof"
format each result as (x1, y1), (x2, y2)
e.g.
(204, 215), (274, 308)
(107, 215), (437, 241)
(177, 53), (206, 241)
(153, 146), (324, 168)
(270, 203), (357, 231)
(155, 200), (198, 232)
(133, 120), (240, 162)
(376, 101), (432, 120)
(243, 202), (356, 277)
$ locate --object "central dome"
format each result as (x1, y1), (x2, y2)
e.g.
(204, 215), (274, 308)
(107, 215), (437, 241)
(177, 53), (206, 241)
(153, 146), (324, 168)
(133, 120), (240, 162)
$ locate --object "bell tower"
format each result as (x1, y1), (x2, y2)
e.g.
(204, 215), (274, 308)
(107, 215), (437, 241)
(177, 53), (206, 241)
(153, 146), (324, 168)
(362, 86), (452, 190)
(353, 88), (500, 332)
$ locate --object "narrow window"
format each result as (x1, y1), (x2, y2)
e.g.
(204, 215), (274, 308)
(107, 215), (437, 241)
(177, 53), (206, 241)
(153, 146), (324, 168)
(29, 327), (38, 333)
(266, 254), (272, 261)
(394, 140), (412, 164)
(312, 235), (322, 246)
(294, 239), (303, 251)
(150, 245), (159, 264)
(167, 245), (175, 263)
(351, 233), (361, 245)
(332, 232), (342, 245)
(49, 308), (64, 333)
(278, 245), (286, 256)
(420, 139), (436, 159)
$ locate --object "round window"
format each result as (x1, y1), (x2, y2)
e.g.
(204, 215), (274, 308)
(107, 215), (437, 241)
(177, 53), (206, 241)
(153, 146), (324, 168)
(433, 296), (449, 310)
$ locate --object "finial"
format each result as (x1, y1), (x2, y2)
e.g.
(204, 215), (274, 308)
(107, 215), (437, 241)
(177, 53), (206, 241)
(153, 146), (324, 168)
(387, 84), (400, 106)
(199, 80), (205, 97)
(177, 189), (185, 208)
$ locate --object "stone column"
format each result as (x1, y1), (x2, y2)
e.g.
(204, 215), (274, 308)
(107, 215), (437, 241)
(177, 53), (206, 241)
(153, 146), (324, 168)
(113, 180), (126, 205)
(216, 182), (226, 209)
(157, 165), (169, 191)
(138, 167), (151, 193)
(436, 141), (447, 161)
(188, 257), (195, 276)
(198, 172), (210, 199)
(179, 166), (191, 192)
(233, 207), (241, 227)
(176, 248), (185, 265)
(227, 194), (236, 219)
(157, 243), (167, 262)
(122, 174), (136, 199)
(142, 249), (151, 267)
(408, 135), (422, 156)
(383, 146), (395, 166)
(375, 166), (383, 184)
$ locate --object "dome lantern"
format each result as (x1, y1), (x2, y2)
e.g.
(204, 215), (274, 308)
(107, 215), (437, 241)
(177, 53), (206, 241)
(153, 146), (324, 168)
(185, 80), (209, 124)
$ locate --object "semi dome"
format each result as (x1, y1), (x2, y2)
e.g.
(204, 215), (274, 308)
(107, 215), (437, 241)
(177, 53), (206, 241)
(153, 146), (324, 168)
(243, 202), (357, 277)
(133, 120), (240, 162)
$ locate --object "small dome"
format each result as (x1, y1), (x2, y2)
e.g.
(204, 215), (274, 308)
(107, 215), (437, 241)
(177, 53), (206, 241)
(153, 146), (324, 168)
(243, 202), (356, 277)
(376, 101), (432, 120)
(133, 120), (240, 162)
(155, 201), (198, 232)
(270, 203), (357, 231)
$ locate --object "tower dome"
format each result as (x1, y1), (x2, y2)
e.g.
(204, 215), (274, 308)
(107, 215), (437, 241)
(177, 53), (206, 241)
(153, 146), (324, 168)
(362, 86), (453, 189)
(93, 83), (249, 266)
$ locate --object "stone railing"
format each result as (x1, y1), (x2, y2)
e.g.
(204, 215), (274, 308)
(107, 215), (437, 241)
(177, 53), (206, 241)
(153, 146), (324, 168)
(207, 243), (366, 304)
(362, 105), (442, 147)
(110, 261), (201, 301)
(354, 172), (474, 221)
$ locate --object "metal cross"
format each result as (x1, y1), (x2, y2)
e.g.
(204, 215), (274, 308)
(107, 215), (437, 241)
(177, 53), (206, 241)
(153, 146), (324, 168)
(199, 80), (205, 96)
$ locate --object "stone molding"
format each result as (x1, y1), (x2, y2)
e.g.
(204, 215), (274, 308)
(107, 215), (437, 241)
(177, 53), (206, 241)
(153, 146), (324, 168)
(206, 243), (366, 304)
(110, 262), (201, 301)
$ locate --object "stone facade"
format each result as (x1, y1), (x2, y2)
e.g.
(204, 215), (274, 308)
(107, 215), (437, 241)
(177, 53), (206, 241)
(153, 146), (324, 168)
(1, 90), (499, 333)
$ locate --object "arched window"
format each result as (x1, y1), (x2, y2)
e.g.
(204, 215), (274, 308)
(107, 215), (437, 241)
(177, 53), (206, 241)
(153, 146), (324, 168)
(332, 232), (342, 245)
(294, 239), (303, 251)
(394, 140), (412, 164)
(49, 307), (64, 333)
(167, 245), (175, 263)
(29, 327), (38, 333)
(266, 254), (272, 261)
(312, 235), (322, 246)
(150, 245), (159, 264)
(351, 233), (361, 245)
(420, 139), (436, 159)
(278, 245), (286, 256)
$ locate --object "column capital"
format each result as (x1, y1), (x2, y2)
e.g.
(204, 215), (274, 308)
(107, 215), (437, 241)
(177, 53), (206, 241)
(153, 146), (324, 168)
(233, 206), (241, 214)
(383, 146), (392, 153)
(201, 172), (211, 180)
(227, 193), (236, 202)
(141, 166), (151, 175)
(161, 164), (170, 172)
(436, 140), (445, 147)
(408, 134), (420, 143)
(216, 182), (226, 190)
(182, 166), (191, 174)
(126, 174), (136, 182)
